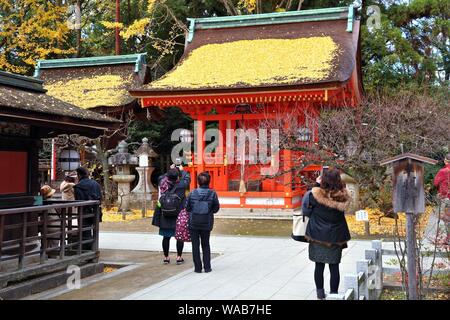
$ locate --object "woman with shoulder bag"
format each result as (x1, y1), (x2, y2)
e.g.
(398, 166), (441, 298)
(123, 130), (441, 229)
(304, 168), (352, 300)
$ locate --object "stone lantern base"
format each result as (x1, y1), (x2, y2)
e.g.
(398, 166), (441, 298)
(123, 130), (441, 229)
(112, 174), (135, 214)
(130, 167), (157, 210)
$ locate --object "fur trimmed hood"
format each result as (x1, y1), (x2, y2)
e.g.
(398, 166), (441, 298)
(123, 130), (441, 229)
(311, 187), (352, 212)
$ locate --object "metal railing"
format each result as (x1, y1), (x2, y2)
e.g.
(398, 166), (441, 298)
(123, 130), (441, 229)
(327, 240), (383, 300)
(0, 200), (100, 289)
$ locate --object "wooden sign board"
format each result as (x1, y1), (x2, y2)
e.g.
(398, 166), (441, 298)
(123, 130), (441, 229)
(392, 159), (425, 214)
(381, 153), (437, 214)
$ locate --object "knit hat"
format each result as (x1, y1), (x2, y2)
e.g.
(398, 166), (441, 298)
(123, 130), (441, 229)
(40, 185), (56, 199)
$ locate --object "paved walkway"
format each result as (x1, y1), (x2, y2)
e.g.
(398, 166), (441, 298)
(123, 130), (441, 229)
(99, 232), (377, 300)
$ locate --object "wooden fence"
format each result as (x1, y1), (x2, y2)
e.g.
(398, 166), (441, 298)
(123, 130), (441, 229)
(0, 200), (100, 289)
(327, 240), (383, 300)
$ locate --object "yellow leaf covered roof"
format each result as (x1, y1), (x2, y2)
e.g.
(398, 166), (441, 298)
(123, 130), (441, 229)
(148, 37), (340, 90)
(44, 74), (133, 110)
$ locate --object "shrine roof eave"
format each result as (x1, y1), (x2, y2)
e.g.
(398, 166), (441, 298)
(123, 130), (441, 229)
(129, 81), (344, 98)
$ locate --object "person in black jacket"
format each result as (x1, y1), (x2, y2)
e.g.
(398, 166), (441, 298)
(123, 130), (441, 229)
(186, 172), (220, 273)
(303, 168), (351, 299)
(74, 167), (102, 251)
(152, 166), (190, 265)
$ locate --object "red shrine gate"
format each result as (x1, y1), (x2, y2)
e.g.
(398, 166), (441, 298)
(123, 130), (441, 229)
(130, 6), (363, 209)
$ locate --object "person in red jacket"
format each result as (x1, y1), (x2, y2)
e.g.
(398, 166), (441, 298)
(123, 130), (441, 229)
(434, 153), (450, 200)
(434, 153), (450, 239)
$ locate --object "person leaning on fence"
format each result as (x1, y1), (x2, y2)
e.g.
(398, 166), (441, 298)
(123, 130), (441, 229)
(74, 167), (102, 251)
(39, 185), (60, 256)
(186, 172), (220, 273)
(303, 168), (352, 300)
(152, 165), (190, 265)
(60, 171), (77, 201)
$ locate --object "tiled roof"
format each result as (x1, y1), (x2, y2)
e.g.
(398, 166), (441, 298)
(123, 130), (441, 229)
(36, 54), (148, 109)
(132, 6), (359, 94)
(0, 70), (119, 124)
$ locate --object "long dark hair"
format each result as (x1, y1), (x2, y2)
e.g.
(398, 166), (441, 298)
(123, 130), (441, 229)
(321, 168), (344, 193)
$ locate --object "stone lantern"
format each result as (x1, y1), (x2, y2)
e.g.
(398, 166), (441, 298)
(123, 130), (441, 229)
(341, 172), (360, 214)
(108, 140), (138, 214)
(131, 138), (158, 210)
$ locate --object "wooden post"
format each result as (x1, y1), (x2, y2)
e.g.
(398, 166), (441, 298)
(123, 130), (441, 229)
(78, 207), (83, 255)
(19, 213), (27, 269)
(406, 211), (418, 300)
(380, 153), (437, 300)
(0, 215), (4, 262)
(60, 208), (66, 259)
(364, 221), (370, 236)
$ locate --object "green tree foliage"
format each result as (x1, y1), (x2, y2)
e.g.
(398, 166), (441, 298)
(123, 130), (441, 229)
(361, 0), (449, 93)
(128, 107), (192, 156)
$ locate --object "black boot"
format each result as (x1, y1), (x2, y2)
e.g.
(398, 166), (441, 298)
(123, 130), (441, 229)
(316, 289), (326, 300)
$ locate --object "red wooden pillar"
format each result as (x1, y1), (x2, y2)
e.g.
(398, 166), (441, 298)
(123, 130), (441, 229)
(283, 149), (293, 209)
(217, 120), (226, 191)
(196, 119), (205, 174)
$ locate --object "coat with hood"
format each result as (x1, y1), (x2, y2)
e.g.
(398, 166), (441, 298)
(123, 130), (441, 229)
(304, 187), (352, 247)
(60, 181), (76, 201)
(152, 170), (190, 230)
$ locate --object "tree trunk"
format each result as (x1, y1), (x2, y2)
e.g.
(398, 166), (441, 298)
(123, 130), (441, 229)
(115, 0), (121, 55)
(76, 0), (81, 57)
(297, 0), (304, 10)
(256, 0), (262, 14)
(95, 139), (112, 209)
(221, 0), (239, 16)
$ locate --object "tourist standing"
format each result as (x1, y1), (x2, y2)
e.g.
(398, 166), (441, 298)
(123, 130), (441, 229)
(74, 167), (102, 250)
(186, 172), (220, 273)
(434, 153), (450, 234)
(39, 185), (60, 251)
(303, 168), (352, 299)
(152, 165), (190, 264)
(434, 153), (450, 201)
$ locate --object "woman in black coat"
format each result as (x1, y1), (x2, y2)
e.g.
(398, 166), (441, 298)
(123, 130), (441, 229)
(152, 167), (190, 265)
(303, 168), (351, 299)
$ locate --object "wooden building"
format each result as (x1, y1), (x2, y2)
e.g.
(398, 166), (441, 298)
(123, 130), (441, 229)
(33, 54), (155, 184)
(0, 70), (118, 293)
(130, 6), (363, 209)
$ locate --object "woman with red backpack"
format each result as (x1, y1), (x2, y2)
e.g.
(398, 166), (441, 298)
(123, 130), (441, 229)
(152, 165), (190, 265)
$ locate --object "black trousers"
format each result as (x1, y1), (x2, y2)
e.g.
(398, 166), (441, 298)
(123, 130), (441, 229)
(162, 237), (184, 257)
(190, 229), (211, 271)
(314, 262), (340, 293)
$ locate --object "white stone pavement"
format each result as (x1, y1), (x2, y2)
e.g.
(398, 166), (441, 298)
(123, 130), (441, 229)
(99, 232), (379, 300)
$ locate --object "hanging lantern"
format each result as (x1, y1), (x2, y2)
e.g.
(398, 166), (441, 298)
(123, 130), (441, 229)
(180, 129), (193, 143)
(297, 127), (312, 142)
(59, 149), (80, 171)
